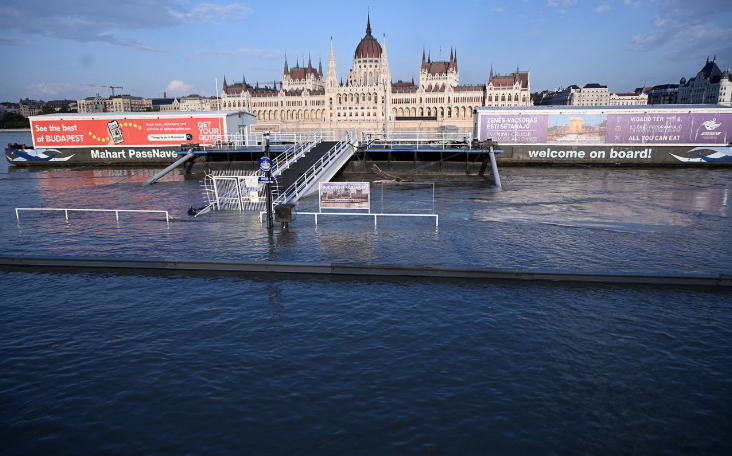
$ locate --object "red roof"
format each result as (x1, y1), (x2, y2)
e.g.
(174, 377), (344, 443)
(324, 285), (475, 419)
(355, 34), (382, 59)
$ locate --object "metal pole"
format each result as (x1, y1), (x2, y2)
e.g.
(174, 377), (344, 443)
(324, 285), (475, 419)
(489, 145), (501, 188)
(265, 133), (274, 230)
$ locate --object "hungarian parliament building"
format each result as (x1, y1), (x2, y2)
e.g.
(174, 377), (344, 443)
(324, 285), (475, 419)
(215, 15), (530, 132)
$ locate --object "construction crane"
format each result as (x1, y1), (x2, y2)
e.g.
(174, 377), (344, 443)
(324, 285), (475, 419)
(82, 84), (124, 96)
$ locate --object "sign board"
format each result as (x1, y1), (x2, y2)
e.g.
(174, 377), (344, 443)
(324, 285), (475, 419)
(319, 182), (370, 210)
(31, 116), (225, 148)
(243, 176), (259, 188)
(258, 156), (273, 172)
(259, 176), (275, 184)
(251, 124), (281, 133)
(478, 112), (732, 145)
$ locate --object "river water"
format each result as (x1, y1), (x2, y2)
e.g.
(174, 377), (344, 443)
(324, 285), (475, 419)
(1, 131), (731, 455)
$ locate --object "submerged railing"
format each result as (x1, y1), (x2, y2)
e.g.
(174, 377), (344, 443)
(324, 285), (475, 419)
(15, 208), (170, 223)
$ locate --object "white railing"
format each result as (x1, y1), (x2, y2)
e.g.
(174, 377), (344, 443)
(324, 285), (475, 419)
(194, 131), (336, 150)
(360, 130), (473, 149)
(198, 170), (269, 215)
(273, 130), (356, 205)
(264, 131), (323, 177)
(250, 131), (336, 145)
(16, 208), (170, 223)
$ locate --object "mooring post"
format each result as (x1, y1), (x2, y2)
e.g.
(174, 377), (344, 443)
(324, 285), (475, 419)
(489, 144), (501, 188)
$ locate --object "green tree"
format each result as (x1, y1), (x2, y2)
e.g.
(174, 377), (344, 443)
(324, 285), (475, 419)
(0, 112), (30, 129)
(38, 105), (56, 115)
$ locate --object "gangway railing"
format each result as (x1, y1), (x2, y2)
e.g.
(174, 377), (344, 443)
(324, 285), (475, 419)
(193, 132), (323, 216)
(273, 130), (356, 205)
(196, 170), (273, 216)
(264, 131), (323, 178)
(16, 208), (170, 223)
(360, 130), (473, 150)
(198, 131), (336, 149)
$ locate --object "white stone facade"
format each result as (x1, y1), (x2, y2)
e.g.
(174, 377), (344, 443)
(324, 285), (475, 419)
(77, 95), (152, 113)
(609, 92), (648, 106)
(217, 15), (530, 132)
(677, 57), (732, 106)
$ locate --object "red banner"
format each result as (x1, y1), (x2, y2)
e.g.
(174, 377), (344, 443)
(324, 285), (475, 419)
(32, 116), (225, 147)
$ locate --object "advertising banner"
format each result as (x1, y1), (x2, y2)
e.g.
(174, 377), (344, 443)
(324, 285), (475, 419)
(479, 114), (547, 143)
(319, 182), (370, 210)
(31, 116), (225, 148)
(479, 111), (732, 145)
(690, 113), (732, 144)
(547, 113), (608, 144)
(606, 113), (690, 144)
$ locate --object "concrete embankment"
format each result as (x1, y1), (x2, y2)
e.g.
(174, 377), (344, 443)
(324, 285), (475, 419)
(1, 256), (730, 287)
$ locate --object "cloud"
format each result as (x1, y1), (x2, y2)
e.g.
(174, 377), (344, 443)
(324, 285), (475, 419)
(595, 5), (612, 13)
(491, 7), (505, 13)
(0, 35), (29, 45)
(547, 0), (579, 7)
(173, 3), (253, 23)
(194, 48), (283, 59)
(0, 1), (252, 51)
(26, 82), (76, 98)
(632, 0), (732, 63)
(165, 80), (195, 96)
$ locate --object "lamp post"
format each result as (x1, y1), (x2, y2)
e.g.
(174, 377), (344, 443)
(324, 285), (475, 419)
(264, 132), (274, 229)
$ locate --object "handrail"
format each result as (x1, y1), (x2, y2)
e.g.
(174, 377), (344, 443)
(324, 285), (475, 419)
(265, 131), (322, 177)
(360, 130), (473, 149)
(273, 130), (355, 205)
(16, 207), (170, 223)
(196, 131), (336, 149)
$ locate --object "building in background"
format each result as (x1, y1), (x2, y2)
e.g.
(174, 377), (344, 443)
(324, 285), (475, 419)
(645, 84), (679, 105)
(0, 102), (21, 115)
(609, 92), (648, 106)
(677, 57), (732, 106)
(534, 84), (648, 107)
(19, 99), (44, 117)
(569, 84), (610, 106)
(77, 94), (152, 113)
(217, 15), (530, 131)
(45, 99), (77, 112)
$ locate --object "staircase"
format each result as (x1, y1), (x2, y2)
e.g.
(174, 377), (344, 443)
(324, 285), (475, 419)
(274, 132), (356, 205)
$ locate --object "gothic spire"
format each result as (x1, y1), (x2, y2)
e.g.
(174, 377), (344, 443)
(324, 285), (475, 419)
(422, 47), (426, 70)
(284, 55), (288, 75)
(366, 11), (372, 35)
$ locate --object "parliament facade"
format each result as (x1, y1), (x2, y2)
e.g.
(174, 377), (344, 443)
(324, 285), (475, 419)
(216, 15), (530, 132)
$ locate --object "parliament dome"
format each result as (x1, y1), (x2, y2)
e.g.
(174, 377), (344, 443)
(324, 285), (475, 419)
(354, 14), (382, 59)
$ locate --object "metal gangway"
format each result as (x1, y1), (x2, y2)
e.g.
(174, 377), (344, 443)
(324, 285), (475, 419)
(273, 130), (356, 205)
(194, 131), (336, 216)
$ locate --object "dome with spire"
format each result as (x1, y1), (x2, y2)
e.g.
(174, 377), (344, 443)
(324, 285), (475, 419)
(354, 13), (382, 59)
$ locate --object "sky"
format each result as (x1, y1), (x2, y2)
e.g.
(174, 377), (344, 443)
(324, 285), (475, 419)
(1, 0), (731, 102)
